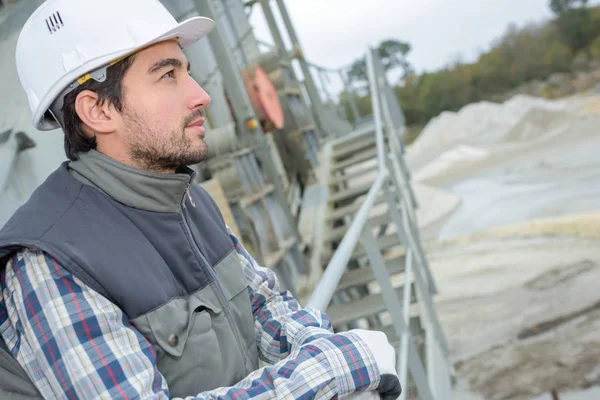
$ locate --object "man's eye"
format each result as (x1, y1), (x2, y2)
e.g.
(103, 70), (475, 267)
(162, 70), (176, 79)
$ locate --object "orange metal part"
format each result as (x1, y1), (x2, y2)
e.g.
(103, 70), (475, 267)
(242, 65), (284, 131)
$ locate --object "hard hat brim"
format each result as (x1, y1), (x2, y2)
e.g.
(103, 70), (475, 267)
(153, 16), (215, 50)
(37, 16), (215, 131)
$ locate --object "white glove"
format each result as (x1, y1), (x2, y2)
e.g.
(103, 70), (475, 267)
(350, 329), (401, 400)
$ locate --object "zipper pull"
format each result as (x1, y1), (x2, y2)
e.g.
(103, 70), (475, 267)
(186, 185), (196, 208)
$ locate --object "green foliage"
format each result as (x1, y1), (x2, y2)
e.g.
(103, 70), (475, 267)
(550, 0), (588, 14)
(590, 36), (600, 60)
(391, 19), (580, 125)
(341, 5), (600, 131)
(348, 39), (412, 83)
(550, 0), (597, 56)
(394, 73), (422, 125)
(338, 90), (372, 124)
(348, 57), (368, 84)
(378, 39), (412, 75)
(544, 41), (573, 72)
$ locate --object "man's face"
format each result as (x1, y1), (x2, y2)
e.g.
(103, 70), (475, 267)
(116, 40), (211, 172)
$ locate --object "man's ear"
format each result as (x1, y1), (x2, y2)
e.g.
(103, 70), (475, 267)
(74, 90), (117, 134)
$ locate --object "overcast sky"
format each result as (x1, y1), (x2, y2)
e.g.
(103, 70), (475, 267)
(249, 0), (595, 74)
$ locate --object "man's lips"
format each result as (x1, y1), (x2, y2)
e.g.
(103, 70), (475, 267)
(186, 117), (205, 128)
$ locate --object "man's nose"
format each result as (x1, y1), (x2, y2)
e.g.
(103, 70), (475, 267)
(186, 75), (211, 109)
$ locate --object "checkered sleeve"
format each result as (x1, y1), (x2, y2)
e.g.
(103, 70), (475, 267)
(179, 331), (379, 400)
(0, 247), (380, 399)
(0, 249), (169, 399)
(228, 227), (381, 397)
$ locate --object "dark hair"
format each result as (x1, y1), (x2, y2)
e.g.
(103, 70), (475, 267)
(60, 54), (136, 160)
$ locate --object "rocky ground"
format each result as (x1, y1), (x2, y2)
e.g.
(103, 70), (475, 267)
(407, 93), (600, 399)
(429, 225), (600, 399)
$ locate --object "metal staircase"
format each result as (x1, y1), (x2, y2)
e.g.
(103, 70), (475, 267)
(306, 48), (453, 399)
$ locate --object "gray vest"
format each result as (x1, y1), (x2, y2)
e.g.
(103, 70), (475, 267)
(0, 151), (259, 398)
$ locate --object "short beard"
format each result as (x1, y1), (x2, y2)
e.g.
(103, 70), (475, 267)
(122, 108), (208, 173)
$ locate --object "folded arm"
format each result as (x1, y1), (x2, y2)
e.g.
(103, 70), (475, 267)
(0, 249), (380, 399)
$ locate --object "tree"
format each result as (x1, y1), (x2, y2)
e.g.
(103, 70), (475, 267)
(544, 41), (572, 72)
(378, 39), (412, 76)
(550, 0), (596, 59)
(347, 38), (412, 84)
(591, 35), (600, 60)
(550, 0), (588, 14)
(341, 4), (600, 134)
(348, 56), (368, 84)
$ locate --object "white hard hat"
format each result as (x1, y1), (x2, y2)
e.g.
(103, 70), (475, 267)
(16, 0), (215, 131)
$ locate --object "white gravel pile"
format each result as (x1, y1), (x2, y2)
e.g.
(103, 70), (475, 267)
(407, 95), (569, 171)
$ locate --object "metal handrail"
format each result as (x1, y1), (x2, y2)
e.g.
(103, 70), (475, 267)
(305, 48), (453, 400)
(306, 47), (387, 310)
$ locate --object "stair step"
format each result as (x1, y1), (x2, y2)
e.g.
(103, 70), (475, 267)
(336, 253), (406, 292)
(329, 164), (378, 187)
(332, 148), (378, 171)
(328, 181), (373, 204)
(326, 212), (396, 243)
(332, 136), (376, 159)
(331, 123), (376, 148)
(326, 283), (417, 326)
(325, 194), (388, 221)
(351, 233), (402, 260)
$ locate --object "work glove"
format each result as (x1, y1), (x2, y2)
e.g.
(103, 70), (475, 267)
(350, 329), (401, 400)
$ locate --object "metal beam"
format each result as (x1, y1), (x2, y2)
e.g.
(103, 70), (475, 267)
(273, 0), (329, 138)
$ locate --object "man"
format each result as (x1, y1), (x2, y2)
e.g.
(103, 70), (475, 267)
(0, 0), (401, 398)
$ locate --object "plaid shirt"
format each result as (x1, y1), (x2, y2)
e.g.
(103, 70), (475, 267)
(0, 228), (380, 399)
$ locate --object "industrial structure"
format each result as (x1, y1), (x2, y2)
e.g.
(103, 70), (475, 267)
(0, 0), (453, 398)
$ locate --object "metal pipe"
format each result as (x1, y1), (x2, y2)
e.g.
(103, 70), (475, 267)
(272, 0), (328, 138)
(221, 1), (249, 66)
(317, 69), (332, 104)
(307, 62), (340, 74)
(257, 0), (288, 60)
(367, 48), (387, 172)
(398, 249), (413, 400)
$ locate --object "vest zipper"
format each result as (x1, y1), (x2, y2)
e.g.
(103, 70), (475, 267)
(186, 185), (196, 208)
(180, 210), (250, 366)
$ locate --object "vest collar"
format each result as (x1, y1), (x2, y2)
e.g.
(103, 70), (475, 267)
(68, 150), (196, 213)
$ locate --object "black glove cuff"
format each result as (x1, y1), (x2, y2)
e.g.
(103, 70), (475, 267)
(377, 373), (402, 400)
